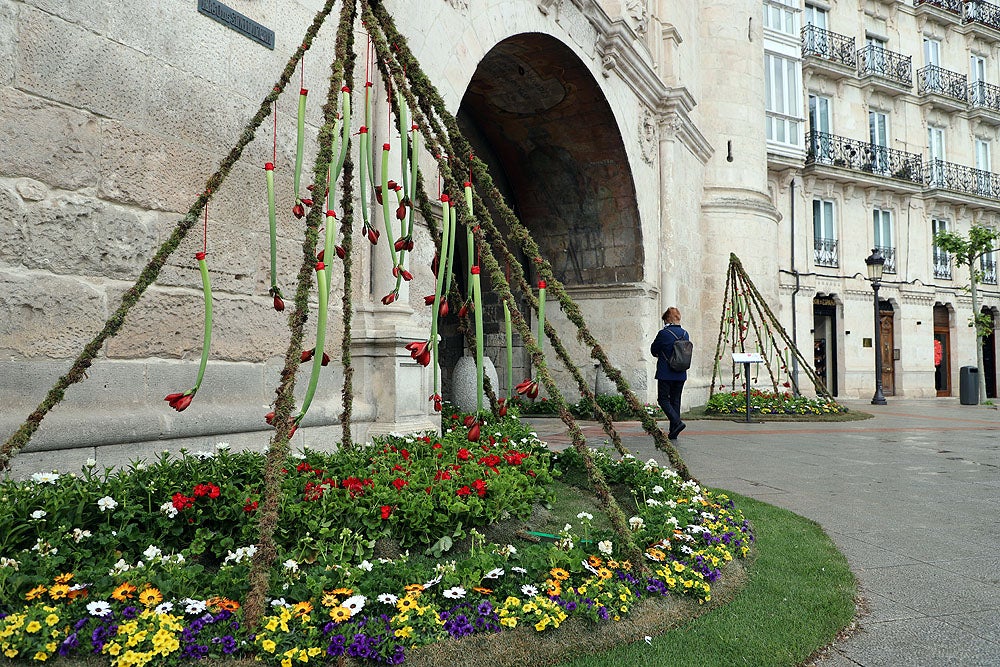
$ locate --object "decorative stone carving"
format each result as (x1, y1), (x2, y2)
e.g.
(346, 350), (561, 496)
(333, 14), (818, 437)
(447, 0), (469, 11)
(639, 107), (657, 164)
(624, 0), (647, 36)
(537, 0), (562, 16)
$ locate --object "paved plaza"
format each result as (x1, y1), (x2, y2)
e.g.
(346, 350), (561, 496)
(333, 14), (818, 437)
(527, 398), (1000, 666)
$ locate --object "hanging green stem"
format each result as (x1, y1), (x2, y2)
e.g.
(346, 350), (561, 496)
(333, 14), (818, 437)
(297, 262), (329, 423)
(294, 88), (308, 203)
(472, 266), (485, 413)
(443, 206), (458, 299)
(504, 301), (513, 399)
(265, 163), (281, 300)
(399, 96), (410, 194)
(332, 86), (351, 184)
(322, 210), (337, 288)
(358, 127), (371, 231)
(194, 252), (213, 393)
(380, 143), (399, 267)
(537, 280), (546, 359)
(430, 195), (452, 397)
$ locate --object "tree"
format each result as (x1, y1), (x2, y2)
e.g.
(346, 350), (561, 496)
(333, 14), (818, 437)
(933, 225), (1000, 405)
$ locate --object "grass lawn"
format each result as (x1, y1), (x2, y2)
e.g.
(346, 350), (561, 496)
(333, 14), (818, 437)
(556, 491), (857, 667)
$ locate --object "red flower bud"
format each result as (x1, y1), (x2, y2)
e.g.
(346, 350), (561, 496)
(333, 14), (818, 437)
(458, 302), (469, 318)
(396, 203), (406, 220)
(374, 185), (383, 205)
(336, 245), (346, 259)
(431, 253), (439, 276)
(392, 266), (400, 278)
(382, 292), (397, 305)
(497, 398), (508, 417)
(401, 269), (413, 282)
(387, 180), (398, 190)
(515, 378), (539, 399)
(463, 415), (476, 427)
(471, 266), (480, 275)
(273, 294), (285, 311)
(316, 249), (325, 261)
(322, 352), (331, 366)
(395, 237), (407, 251)
(301, 348), (315, 362)
(300, 198), (314, 207)
(424, 295), (436, 306)
(164, 392), (194, 412)
(467, 421), (481, 442)
(367, 227), (380, 245)
(292, 203), (305, 219)
(405, 238), (414, 251)
(265, 411), (275, 425)
(439, 300), (449, 318)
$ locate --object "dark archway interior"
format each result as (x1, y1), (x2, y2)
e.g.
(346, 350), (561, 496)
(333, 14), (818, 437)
(440, 32), (643, 403)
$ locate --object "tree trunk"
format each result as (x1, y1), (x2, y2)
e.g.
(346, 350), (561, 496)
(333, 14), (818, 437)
(969, 255), (988, 405)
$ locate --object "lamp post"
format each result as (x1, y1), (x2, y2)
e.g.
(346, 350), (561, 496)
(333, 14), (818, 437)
(865, 248), (887, 405)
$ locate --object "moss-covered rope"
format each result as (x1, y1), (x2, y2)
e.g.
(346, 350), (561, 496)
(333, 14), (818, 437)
(245, 0), (356, 629)
(0, 0), (339, 472)
(338, 39), (359, 449)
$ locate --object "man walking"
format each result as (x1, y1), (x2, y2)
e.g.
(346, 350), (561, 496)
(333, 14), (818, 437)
(650, 307), (690, 440)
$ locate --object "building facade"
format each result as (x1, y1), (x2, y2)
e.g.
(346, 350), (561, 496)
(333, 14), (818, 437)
(766, 0), (1000, 399)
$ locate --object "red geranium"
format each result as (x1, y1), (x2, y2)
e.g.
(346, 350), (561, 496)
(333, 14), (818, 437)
(456, 486), (471, 497)
(381, 505), (393, 520)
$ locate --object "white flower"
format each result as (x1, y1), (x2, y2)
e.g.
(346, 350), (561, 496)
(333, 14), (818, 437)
(0, 557), (18, 570)
(442, 586), (466, 599)
(343, 595), (366, 616)
(184, 598), (207, 614)
(30, 510), (47, 519)
(651, 485), (664, 495)
(556, 537), (574, 551)
(520, 584), (538, 596)
(505, 544), (517, 556)
(511, 566), (528, 574)
(377, 593), (398, 605)
(646, 498), (662, 507)
(358, 560), (373, 572)
(644, 458), (659, 471)
(224, 545), (256, 564)
(563, 523), (573, 532)
(97, 496), (118, 512)
(598, 540), (613, 556)
(71, 528), (92, 543)
(582, 559), (600, 575)
(576, 512), (593, 521)
(283, 559), (299, 572)
(85, 458), (97, 468)
(190, 451), (215, 460)
(143, 545), (163, 561)
(423, 574), (443, 589)
(109, 558), (131, 575)
(31, 472), (60, 484)
(215, 442), (231, 451)
(484, 568), (504, 579)
(159, 502), (178, 519)
(87, 601), (112, 617)
(154, 601), (175, 614)
(269, 598), (289, 609)
(628, 516), (645, 531)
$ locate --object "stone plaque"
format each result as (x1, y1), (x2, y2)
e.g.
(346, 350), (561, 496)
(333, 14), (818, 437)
(197, 0), (275, 50)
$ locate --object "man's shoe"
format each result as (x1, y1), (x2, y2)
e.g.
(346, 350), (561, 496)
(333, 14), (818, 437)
(668, 422), (686, 440)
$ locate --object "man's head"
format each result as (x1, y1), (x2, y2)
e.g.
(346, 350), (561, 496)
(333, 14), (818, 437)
(662, 307), (681, 324)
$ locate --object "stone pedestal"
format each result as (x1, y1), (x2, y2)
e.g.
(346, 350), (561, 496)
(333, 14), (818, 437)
(452, 353), (499, 413)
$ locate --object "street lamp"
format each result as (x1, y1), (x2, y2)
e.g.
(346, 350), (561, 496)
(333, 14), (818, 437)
(865, 248), (887, 405)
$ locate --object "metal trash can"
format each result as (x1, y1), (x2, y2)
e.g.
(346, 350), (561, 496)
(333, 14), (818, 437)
(960, 366), (979, 405)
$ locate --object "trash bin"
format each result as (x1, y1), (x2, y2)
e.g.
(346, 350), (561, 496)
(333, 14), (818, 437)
(960, 366), (979, 405)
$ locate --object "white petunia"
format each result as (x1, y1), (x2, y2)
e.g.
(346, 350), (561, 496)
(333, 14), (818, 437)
(377, 593), (398, 605)
(520, 584), (538, 596)
(31, 472), (60, 484)
(442, 586), (466, 599)
(30, 510), (47, 519)
(628, 516), (645, 531)
(342, 595), (366, 616)
(358, 560), (373, 572)
(598, 540), (613, 556)
(87, 601), (112, 617)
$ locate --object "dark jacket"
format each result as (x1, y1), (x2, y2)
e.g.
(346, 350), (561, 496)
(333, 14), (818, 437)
(650, 323), (690, 381)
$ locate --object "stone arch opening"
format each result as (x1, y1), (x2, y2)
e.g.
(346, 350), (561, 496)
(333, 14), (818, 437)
(439, 32), (644, 402)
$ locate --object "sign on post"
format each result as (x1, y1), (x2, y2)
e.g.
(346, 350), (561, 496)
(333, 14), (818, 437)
(732, 353), (765, 423)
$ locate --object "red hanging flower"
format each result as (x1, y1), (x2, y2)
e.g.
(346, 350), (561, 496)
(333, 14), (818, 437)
(292, 202), (305, 219)
(497, 398), (508, 417)
(515, 378), (539, 399)
(400, 269), (413, 282)
(463, 415), (476, 427)
(458, 302), (470, 318)
(424, 295), (436, 306)
(467, 420), (481, 442)
(395, 203), (407, 220)
(429, 393), (442, 412)
(366, 226), (380, 245)
(439, 300), (449, 317)
(382, 292), (397, 305)
(164, 391), (194, 412)
(264, 411), (275, 425)
(336, 245), (346, 259)
(405, 341), (431, 366)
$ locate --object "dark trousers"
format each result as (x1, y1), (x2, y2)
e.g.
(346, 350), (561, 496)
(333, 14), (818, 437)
(657, 379), (685, 433)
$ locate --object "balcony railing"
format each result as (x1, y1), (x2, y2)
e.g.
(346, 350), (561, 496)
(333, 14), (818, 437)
(917, 65), (968, 102)
(970, 80), (1000, 112)
(981, 257), (998, 284)
(805, 131), (924, 184)
(875, 246), (897, 274)
(915, 0), (963, 14)
(964, 1), (1000, 32)
(933, 253), (952, 279)
(814, 238), (839, 267)
(925, 159), (1000, 198)
(801, 25), (857, 69)
(858, 44), (912, 88)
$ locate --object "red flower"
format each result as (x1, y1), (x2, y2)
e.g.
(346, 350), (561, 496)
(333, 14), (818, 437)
(392, 477), (408, 491)
(458, 302), (469, 318)
(301, 349), (315, 363)
(380, 505), (393, 520)
(243, 499), (258, 513)
(405, 341), (431, 366)
(401, 269), (413, 282)
(457, 448), (470, 461)
(367, 226), (380, 245)
(472, 479), (487, 497)
(164, 392), (194, 412)
(439, 300), (449, 317)
(424, 294), (436, 306)
(292, 203), (305, 219)
(396, 203), (407, 221)
(296, 462), (312, 473)
(336, 245), (346, 259)
(515, 378), (539, 399)
(497, 398), (508, 417)
(264, 411), (275, 425)
(382, 292), (397, 305)
(171, 493), (195, 511)
(456, 485), (471, 497)
(429, 393), (442, 412)
(463, 415), (476, 427)
(300, 197), (313, 207)
(192, 483), (220, 498)
(467, 421), (481, 442)
(434, 469), (452, 481)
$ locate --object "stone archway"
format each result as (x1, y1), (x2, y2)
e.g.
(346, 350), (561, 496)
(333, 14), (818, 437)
(439, 32), (644, 401)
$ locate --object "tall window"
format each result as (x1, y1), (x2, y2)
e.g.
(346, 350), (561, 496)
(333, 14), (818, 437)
(976, 138), (992, 196)
(866, 35), (888, 72)
(808, 94), (831, 157)
(765, 52), (802, 146)
(804, 4), (827, 28)
(923, 38), (942, 91)
(971, 54), (988, 105)
(869, 111), (890, 175)
(763, 0), (798, 35)
(981, 243), (998, 285)
(932, 218), (951, 279)
(873, 208), (895, 273)
(813, 199), (838, 267)
(928, 125), (946, 186)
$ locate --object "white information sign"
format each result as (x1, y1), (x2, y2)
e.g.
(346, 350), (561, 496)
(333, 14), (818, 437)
(732, 352), (765, 364)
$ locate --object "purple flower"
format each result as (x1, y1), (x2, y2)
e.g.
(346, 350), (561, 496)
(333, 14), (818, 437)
(477, 600), (493, 616)
(597, 606), (610, 621)
(58, 632), (79, 657)
(73, 618), (88, 631)
(122, 606), (138, 620)
(326, 634), (346, 657)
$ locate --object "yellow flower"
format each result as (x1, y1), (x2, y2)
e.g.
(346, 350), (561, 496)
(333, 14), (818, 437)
(586, 555), (603, 568)
(297, 648), (309, 662)
(307, 647), (322, 657)
(25, 586), (47, 601)
(394, 626), (413, 639)
(403, 584), (423, 594)
(331, 587), (353, 596)
(53, 573), (73, 585)
(44, 614), (59, 627)
(672, 561), (685, 572)
(138, 587), (163, 607)
(281, 659), (292, 667)
(329, 607), (351, 624)
(32, 651), (48, 661)
(534, 617), (550, 631)
(264, 618), (279, 632)
(500, 616), (517, 628)
(396, 597), (418, 612)
(261, 639), (277, 653)
(25, 621), (41, 634)
(4, 649), (17, 658)
(47, 584), (70, 601)
(106, 642), (122, 656)
(292, 601), (313, 617)
(549, 567), (569, 581)
(320, 593), (339, 608)
(597, 567), (613, 580)
(111, 582), (137, 601)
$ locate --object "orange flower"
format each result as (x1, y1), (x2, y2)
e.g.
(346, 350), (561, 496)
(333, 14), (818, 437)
(25, 585), (47, 601)
(111, 582), (137, 601)
(67, 587), (89, 600)
(472, 586), (493, 595)
(545, 580), (562, 596)
(587, 555), (603, 568)
(331, 587), (353, 596)
(53, 573), (74, 585)
(549, 567), (569, 581)
(48, 584), (70, 600)
(403, 584), (423, 594)
(292, 601), (313, 617)
(138, 587), (163, 607)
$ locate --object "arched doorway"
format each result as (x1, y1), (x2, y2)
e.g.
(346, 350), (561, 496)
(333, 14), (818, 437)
(439, 33), (644, 400)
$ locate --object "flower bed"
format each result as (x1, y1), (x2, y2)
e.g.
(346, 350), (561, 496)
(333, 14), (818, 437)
(0, 417), (753, 665)
(706, 390), (848, 416)
(512, 396), (665, 421)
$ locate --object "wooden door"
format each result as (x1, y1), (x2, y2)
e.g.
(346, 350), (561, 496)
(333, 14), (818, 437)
(879, 309), (895, 395)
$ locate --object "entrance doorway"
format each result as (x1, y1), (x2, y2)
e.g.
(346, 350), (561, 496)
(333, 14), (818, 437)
(813, 299), (837, 396)
(983, 307), (997, 399)
(934, 304), (951, 396)
(879, 302), (895, 395)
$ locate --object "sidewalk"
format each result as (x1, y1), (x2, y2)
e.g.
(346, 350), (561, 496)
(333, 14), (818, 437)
(524, 398), (1000, 667)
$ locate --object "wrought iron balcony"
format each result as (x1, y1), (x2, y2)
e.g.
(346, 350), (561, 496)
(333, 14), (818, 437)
(875, 246), (897, 274)
(933, 252), (952, 279)
(981, 257), (998, 284)
(801, 25), (857, 69)
(814, 238), (839, 267)
(917, 65), (968, 103)
(805, 131), (924, 184)
(915, 0), (963, 15)
(970, 80), (1000, 111)
(925, 159), (1000, 199)
(964, 1), (1000, 33)
(857, 44), (912, 88)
